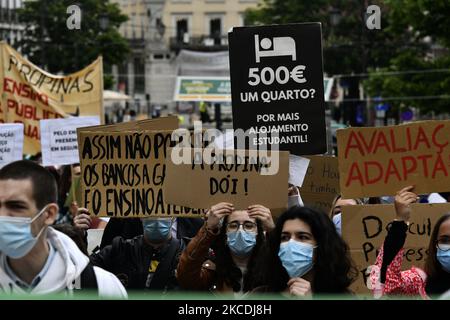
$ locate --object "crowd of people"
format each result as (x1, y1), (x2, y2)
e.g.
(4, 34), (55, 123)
(0, 159), (449, 300)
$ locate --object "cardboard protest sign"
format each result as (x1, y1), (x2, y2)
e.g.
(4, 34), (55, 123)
(163, 149), (289, 210)
(79, 116), (179, 133)
(342, 203), (450, 294)
(78, 128), (206, 218)
(228, 23), (327, 156)
(298, 155), (340, 214)
(0, 123), (23, 168)
(0, 43), (103, 155)
(40, 116), (100, 166)
(337, 121), (450, 199)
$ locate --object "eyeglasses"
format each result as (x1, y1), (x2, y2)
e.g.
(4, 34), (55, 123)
(437, 239), (450, 251)
(226, 221), (257, 233)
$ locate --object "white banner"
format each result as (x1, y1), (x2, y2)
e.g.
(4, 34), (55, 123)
(40, 116), (100, 166)
(289, 154), (310, 187)
(0, 123), (24, 168)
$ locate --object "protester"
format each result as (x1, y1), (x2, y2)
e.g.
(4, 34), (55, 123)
(71, 202), (108, 232)
(330, 195), (363, 236)
(176, 202), (273, 295)
(0, 160), (127, 298)
(90, 217), (184, 292)
(288, 184), (303, 209)
(52, 223), (89, 256)
(262, 206), (357, 297)
(368, 186), (450, 298)
(97, 216), (204, 250)
(55, 165), (74, 224)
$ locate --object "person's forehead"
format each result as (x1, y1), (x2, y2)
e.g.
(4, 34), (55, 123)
(229, 210), (255, 222)
(336, 198), (357, 206)
(282, 218), (311, 233)
(0, 179), (34, 204)
(438, 219), (450, 237)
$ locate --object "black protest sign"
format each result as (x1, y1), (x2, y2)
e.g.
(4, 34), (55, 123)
(78, 130), (206, 218)
(228, 23), (327, 156)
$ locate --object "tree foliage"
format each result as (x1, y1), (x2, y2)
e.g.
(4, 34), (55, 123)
(246, 0), (450, 115)
(364, 0), (450, 115)
(18, 0), (129, 88)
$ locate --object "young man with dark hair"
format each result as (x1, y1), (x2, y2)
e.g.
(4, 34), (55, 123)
(0, 160), (127, 297)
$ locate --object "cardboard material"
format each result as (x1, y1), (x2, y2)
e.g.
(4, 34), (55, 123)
(40, 116), (100, 166)
(0, 123), (23, 168)
(78, 116), (179, 133)
(228, 23), (327, 155)
(342, 203), (450, 294)
(337, 121), (450, 198)
(0, 43), (103, 155)
(77, 118), (206, 218)
(298, 155), (340, 214)
(163, 149), (289, 210)
(79, 129), (206, 218)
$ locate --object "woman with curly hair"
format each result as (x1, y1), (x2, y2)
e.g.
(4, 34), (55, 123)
(176, 202), (273, 296)
(262, 206), (358, 297)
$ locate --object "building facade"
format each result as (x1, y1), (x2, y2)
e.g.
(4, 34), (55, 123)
(0, 0), (24, 49)
(163, 0), (259, 53)
(111, 0), (260, 116)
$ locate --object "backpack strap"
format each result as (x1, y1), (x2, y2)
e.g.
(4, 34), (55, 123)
(147, 237), (181, 290)
(79, 263), (99, 295)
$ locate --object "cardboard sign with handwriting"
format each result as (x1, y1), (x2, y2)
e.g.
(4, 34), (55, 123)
(298, 155), (340, 214)
(342, 203), (450, 294)
(337, 121), (450, 198)
(163, 149), (289, 210)
(77, 118), (206, 218)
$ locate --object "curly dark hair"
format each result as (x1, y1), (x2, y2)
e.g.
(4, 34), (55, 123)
(265, 206), (358, 294)
(210, 214), (267, 292)
(425, 212), (450, 296)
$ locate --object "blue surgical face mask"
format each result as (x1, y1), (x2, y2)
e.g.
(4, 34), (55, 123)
(142, 218), (173, 242)
(333, 213), (342, 236)
(278, 239), (316, 278)
(0, 205), (48, 259)
(437, 245), (450, 273)
(227, 230), (257, 257)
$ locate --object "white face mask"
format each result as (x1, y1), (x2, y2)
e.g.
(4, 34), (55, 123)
(288, 191), (304, 209)
(0, 205), (48, 259)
